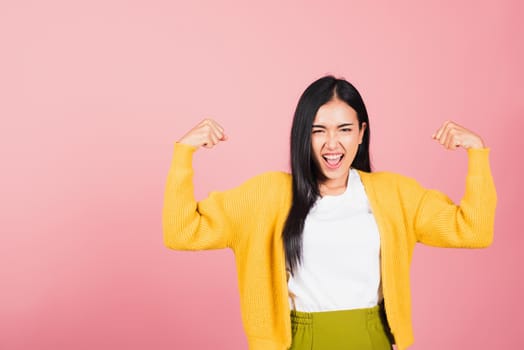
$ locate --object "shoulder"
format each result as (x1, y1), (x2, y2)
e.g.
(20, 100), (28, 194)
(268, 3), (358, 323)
(358, 170), (426, 199)
(212, 171), (291, 200)
(234, 171), (292, 215)
(358, 170), (419, 186)
(241, 171), (292, 190)
(233, 170), (291, 194)
(243, 170), (290, 182)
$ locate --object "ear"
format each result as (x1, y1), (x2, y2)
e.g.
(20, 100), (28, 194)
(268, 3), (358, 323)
(359, 122), (367, 144)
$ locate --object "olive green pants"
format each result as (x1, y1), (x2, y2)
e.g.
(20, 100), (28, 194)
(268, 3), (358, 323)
(289, 305), (393, 350)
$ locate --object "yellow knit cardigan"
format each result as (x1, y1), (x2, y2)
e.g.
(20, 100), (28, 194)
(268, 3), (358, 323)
(163, 142), (496, 350)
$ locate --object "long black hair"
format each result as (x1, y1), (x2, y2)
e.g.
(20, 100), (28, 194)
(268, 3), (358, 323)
(282, 75), (372, 274)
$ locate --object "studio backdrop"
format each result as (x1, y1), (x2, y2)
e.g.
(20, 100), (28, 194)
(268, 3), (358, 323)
(1, 0), (522, 349)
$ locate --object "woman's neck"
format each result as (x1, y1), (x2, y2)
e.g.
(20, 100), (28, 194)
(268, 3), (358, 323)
(318, 173), (349, 197)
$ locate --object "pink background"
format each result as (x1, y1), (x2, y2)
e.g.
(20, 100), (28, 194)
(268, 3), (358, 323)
(1, 0), (522, 349)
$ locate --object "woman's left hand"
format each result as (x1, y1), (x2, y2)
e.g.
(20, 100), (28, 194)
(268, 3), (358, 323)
(432, 121), (485, 150)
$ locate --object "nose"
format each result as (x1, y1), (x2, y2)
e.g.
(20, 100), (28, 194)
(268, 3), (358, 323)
(325, 132), (339, 149)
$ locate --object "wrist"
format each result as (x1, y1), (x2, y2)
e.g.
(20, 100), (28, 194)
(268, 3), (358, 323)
(177, 136), (201, 148)
(467, 137), (485, 149)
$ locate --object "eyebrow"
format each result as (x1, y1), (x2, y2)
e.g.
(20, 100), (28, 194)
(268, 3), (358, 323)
(312, 123), (354, 129)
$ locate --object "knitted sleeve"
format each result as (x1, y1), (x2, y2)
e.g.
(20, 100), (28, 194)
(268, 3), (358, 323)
(162, 142), (279, 251)
(414, 148), (497, 248)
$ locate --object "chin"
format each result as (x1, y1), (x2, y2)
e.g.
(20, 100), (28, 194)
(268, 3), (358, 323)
(322, 166), (350, 180)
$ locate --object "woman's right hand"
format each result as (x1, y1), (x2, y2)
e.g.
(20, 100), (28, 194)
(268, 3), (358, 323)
(177, 119), (228, 149)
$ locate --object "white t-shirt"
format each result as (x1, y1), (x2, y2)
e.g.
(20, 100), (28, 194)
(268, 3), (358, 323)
(287, 168), (382, 312)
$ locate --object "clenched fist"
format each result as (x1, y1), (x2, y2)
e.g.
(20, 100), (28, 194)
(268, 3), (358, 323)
(432, 121), (485, 150)
(178, 119), (228, 149)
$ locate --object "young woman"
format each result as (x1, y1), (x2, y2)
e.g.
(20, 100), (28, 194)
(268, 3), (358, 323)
(162, 76), (496, 350)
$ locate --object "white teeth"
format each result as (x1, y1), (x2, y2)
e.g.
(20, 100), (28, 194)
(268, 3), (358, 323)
(323, 155), (343, 160)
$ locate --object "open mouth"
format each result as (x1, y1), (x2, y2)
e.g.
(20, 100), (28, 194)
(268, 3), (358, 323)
(322, 154), (344, 169)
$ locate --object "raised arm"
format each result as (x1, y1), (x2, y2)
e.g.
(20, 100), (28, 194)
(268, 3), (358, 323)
(414, 121), (497, 248)
(162, 119), (234, 250)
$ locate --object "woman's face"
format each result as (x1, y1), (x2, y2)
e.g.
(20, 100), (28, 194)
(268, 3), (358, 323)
(311, 98), (366, 191)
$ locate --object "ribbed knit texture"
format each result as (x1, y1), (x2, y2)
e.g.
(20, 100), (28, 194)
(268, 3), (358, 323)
(162, 142), (497, 350)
